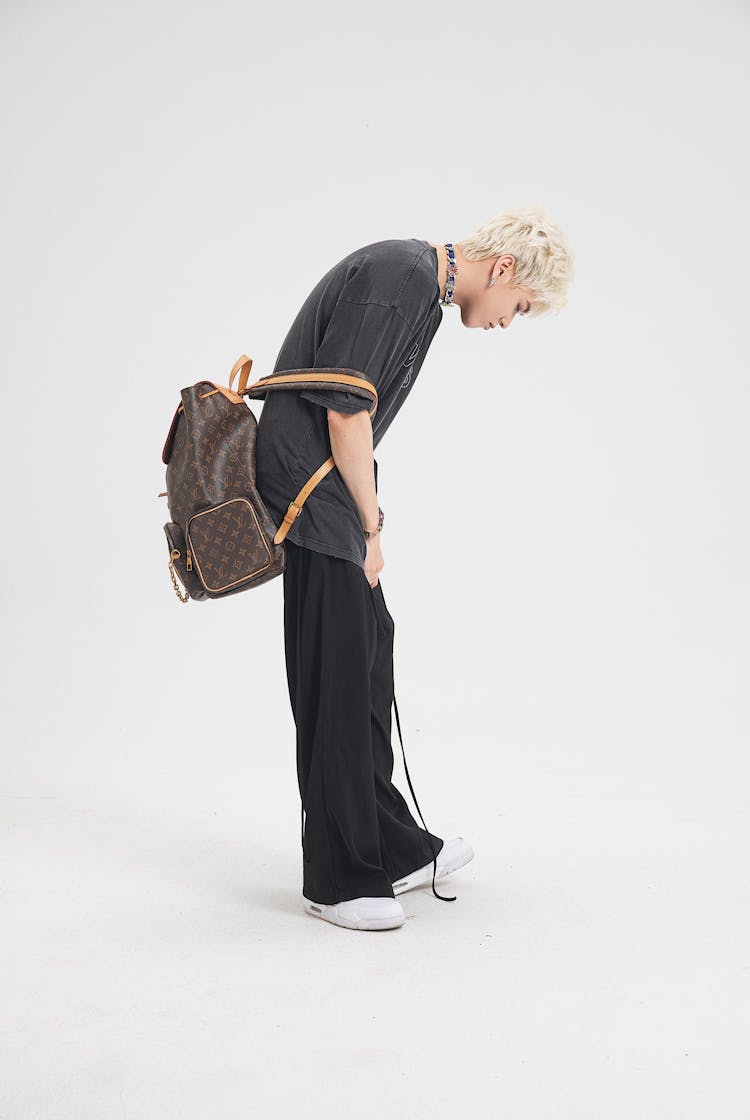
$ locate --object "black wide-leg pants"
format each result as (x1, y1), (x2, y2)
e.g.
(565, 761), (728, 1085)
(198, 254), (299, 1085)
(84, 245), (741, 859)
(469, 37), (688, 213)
(282, 539), (444, 905)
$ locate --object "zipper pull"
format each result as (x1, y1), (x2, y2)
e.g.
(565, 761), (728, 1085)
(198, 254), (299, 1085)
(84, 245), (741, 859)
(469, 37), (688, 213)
(186, 549), (193, 571)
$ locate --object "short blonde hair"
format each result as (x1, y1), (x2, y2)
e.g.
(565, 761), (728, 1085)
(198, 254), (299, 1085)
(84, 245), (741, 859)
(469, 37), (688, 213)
(457, 204), (574, 317)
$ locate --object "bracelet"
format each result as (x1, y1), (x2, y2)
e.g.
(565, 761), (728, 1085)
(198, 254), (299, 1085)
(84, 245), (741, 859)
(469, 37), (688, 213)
(363, 506), (384, 538)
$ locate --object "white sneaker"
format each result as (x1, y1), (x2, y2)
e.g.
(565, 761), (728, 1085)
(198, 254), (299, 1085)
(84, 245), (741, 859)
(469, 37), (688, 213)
(303, 894), (407, 931)
(392, 836), (475, 896)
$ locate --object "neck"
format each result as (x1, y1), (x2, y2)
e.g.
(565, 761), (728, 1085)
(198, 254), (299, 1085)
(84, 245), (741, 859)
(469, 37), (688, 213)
(428, 240), (462, 304)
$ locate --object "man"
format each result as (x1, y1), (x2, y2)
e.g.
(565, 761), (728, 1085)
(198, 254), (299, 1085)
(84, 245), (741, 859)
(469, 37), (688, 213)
(255, 208), (574, 932)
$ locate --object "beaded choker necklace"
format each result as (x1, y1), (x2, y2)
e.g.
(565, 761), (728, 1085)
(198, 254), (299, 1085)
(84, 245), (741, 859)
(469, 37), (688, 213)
(439, 242), (458, 307)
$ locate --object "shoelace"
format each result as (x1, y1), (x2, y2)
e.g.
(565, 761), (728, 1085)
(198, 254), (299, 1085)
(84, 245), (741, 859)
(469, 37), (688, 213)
(299, 688), (457, 903)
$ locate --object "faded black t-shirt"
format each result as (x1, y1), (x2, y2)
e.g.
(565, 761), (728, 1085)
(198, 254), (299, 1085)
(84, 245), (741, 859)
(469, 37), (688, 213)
(255, 238), (443, 569)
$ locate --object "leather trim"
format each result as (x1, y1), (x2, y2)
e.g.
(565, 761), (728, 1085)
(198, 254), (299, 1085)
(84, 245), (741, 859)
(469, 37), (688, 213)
(161, 402), (182, 465)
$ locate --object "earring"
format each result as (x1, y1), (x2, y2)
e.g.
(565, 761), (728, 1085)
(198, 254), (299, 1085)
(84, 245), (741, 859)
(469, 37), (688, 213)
(488, 278), (497, 287)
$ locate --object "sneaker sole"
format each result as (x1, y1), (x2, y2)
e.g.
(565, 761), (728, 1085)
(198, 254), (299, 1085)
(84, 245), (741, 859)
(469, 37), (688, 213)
(303, 899), (406, 931)
(392, 841), (475, 896)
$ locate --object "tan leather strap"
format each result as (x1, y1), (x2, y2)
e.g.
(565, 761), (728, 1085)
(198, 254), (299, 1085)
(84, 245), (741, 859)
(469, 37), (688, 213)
(272, 456), (338, 544)
(228, 355), (379, 414)
(228, 354), (254, 394)
(231, 355), (379, 544)
(242, 369), (378, 418)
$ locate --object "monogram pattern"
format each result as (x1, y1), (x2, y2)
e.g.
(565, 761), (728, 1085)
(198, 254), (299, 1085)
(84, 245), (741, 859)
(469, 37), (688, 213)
(162, 381), (285, 599)
(187, 498), (273, 593)
(161, 367), (378, 601)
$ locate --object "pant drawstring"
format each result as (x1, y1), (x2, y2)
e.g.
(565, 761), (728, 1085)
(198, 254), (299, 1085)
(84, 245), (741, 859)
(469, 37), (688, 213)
(392, 688), (456, 902)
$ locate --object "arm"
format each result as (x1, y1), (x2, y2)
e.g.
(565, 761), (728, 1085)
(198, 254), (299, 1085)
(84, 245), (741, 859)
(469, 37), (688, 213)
(327, 408), (384, 588)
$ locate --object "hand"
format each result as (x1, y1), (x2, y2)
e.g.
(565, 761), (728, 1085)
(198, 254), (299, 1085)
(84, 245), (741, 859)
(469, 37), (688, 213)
(364, 535), (384, 588)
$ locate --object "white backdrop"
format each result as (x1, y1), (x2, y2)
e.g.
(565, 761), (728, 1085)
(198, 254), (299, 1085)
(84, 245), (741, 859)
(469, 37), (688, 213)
(1, 0), (748, 1116)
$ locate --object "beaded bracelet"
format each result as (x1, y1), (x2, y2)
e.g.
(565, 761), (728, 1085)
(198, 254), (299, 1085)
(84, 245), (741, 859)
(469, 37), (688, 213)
(364, 510), (387, 539)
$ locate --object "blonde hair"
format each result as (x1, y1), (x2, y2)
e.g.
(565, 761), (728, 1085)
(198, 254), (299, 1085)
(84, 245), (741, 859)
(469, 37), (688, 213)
(456, 204), (574, 317)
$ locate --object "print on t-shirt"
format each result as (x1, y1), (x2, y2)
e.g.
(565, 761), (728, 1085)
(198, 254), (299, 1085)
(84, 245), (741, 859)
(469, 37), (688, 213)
(401, 339), (421, 389)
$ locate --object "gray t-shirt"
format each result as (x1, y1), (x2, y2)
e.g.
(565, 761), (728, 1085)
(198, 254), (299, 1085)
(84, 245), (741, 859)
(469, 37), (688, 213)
(255, 237), (443, 568)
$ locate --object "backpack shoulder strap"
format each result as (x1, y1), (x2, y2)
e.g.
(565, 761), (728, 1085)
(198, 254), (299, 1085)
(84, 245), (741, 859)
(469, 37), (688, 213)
(243, 368), (378, 418)
(229, 353), (378, 417)
(272, 456), (339, 544)
(226, 355), (378, 545)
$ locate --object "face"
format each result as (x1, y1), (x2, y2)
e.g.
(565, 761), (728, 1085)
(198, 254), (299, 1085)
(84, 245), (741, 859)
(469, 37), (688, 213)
(460, 253), (534, 330)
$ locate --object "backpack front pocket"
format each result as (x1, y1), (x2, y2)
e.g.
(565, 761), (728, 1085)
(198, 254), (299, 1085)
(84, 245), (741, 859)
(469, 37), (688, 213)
(186, 497), (272, 593)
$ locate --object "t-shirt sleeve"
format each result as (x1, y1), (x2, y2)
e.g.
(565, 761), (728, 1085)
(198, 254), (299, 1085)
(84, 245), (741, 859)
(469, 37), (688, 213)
(299, 297), (409, 416)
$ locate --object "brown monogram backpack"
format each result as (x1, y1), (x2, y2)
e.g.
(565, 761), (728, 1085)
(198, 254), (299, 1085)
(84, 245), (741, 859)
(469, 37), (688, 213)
(160, 354), (378, 602)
